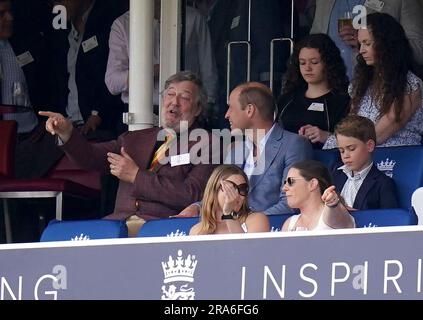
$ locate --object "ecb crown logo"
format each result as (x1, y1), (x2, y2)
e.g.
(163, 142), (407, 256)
(71, 234), (90, 241)
(377, 158), (396, 178)
(161, 250), (197, 300)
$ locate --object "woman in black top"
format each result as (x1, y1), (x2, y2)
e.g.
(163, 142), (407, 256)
(278, 33), (350, 149)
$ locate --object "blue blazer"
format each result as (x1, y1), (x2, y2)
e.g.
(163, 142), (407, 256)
(333, 163), (399, 210)
(226, 123), (313, 215)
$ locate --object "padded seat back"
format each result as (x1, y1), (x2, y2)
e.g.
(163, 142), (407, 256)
(353, 208), (417, 228)
(313, 149), (340, 171)
(46, 154), (101, 191)
(40, 219), (128, 241)
(373, 146), (423, 209)
(0, 120), (17, 177)
(138, 217), (199, 237)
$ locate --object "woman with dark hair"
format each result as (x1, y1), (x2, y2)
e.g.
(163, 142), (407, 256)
(278, 33), (350, 149)
(189, 165), (269, 235)
(281, 160), (355, 231)
(324, 13), (423, 149)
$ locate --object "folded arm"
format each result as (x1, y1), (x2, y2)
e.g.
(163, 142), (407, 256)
(375, 89), (421, 144)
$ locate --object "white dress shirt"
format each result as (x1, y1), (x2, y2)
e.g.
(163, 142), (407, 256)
(244, 124), (275, 178)
(105, 11), (160, 105)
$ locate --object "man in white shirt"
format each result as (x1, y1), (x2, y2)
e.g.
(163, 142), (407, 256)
(104, 11), (160, 131)
(105, 3), (218, 129)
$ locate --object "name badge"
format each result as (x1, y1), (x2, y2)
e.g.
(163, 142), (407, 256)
(231, 16), (240, 29)
(82, 36), (99, 53)
(364, 0), (384, 12)
(16, 51), (34, 67)
(307, 102), (324, 112)
(171, 153), (190, 167)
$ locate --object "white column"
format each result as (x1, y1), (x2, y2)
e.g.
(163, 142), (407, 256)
(158, 0), (181, 126)
(128, 0), (154, 131)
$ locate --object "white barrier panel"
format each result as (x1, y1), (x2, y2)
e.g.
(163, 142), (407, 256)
(1, 226), (423, 300)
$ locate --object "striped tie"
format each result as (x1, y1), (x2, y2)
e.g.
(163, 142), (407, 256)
(149, 133), (175, 171)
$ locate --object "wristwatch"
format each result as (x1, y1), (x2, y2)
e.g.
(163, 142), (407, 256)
(222, 211), (236, 220)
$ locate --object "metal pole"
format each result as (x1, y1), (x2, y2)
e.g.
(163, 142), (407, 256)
(248, 0), (252, 42)
(226, 0), (253, 102)
(226, 41), (251, 103)
(269, 38), (294, 92)
(127, 0), (154, 130)
(291, 0), (294, 39)
(158, 0), (181, 127)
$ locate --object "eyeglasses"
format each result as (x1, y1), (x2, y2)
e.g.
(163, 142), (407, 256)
(220, 180), (249, 196)
(284, 177), (306, 187)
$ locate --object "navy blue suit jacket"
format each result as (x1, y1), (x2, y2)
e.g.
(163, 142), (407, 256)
(333, 163), (399, 210)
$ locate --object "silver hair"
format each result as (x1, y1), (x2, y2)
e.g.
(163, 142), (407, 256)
(163, 71), (208, 113)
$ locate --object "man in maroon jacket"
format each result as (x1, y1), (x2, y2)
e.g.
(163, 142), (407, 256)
(40, 71), (217, 235)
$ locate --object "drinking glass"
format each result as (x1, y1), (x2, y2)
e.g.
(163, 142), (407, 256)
(338, 12), (353, 33)
(12, 81), (29, 106)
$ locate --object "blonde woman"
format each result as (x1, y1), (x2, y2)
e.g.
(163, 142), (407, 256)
(189, 165), (269, 235)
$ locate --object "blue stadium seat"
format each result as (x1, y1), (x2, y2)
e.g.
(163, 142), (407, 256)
(267, 213), (295, 232)
(373, 146), (423, 209)
(313, 149), (340, 171)
(137, 217), (199, 237)
(353, 208), (417, 228)
(40, 219), (128, 242)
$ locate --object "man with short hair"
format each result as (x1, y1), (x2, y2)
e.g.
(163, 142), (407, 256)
(178, 82), (313, 217)
(41, 71), (216, 236)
